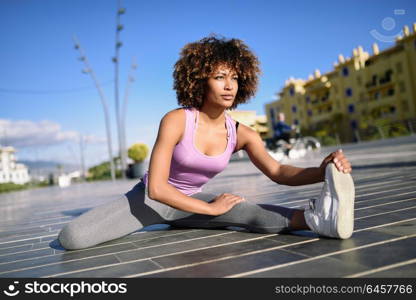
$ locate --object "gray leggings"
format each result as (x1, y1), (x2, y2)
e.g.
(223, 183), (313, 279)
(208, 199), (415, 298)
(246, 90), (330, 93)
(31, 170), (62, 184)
(58, 181), (296, 250)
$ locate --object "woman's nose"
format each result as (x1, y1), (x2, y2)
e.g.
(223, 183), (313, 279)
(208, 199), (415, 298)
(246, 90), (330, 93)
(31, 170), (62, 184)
(224, 78), (233, 90)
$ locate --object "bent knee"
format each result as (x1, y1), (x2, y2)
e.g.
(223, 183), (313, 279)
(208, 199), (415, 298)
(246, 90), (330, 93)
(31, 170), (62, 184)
(58, 223), (89, 250)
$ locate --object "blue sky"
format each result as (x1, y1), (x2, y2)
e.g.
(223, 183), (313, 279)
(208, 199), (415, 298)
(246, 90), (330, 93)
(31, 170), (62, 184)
(1, 0), (415, 169)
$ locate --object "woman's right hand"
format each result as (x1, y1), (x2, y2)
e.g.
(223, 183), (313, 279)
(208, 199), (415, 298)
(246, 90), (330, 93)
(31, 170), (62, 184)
(209, 193), (246, 216)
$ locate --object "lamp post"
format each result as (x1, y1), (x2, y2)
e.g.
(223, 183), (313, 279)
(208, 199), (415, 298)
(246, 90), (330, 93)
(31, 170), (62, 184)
(120, 57), (138, 175)
(79, 133), (86, 181)
(113, 0), (126, 179)
(72, 35), (116, 182)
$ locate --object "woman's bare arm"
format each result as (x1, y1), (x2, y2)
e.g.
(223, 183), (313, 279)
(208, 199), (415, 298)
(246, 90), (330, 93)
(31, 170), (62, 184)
(147, 109), (244, 216)
(237, 124), (324, 186)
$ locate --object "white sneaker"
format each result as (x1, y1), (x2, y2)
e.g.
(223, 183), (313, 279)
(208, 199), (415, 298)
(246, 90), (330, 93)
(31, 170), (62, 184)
(304, 163), (355, 239)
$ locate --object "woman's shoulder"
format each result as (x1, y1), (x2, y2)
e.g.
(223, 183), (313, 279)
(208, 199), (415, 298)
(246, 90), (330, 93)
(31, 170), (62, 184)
(159, 108), (189, 141)
(161, 107), (188, 124)
(235, 122), (259, 142)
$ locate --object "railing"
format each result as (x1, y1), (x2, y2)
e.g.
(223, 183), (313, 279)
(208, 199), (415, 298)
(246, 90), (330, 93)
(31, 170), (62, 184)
(311, 118), (416, 147)
(353, 118), (416, 142)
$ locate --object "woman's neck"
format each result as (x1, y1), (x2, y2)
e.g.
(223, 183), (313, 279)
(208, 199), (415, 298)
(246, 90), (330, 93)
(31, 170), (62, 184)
(198, 104), (226, 127)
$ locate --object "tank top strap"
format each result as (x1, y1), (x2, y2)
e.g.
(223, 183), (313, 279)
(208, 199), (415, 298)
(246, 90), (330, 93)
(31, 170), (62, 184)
(178, 108), (193, 146)
(186, 108), (234, 148)
(225, 113), (231, 140)
(225, 112), (236, 148)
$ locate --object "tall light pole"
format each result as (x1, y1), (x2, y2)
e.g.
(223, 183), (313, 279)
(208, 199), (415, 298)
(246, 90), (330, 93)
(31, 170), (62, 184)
(79, 133), (86, 181)
(121, 57), (138, 173)
(72, 35), (116, 182)
(113, 0), (126, 179)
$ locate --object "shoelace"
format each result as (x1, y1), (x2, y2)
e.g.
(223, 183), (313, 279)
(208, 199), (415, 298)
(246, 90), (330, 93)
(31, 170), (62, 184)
(308, 197), (317, 211)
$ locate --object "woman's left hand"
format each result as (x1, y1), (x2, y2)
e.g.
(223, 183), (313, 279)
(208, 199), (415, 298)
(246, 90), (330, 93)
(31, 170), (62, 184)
(319, 149), (352, 175)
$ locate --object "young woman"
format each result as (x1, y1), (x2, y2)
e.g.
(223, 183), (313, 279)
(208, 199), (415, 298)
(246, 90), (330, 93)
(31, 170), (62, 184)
(58, 35), (354, 250)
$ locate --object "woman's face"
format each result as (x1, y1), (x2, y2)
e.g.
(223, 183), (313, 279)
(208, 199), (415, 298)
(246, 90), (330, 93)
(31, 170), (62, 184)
(204, 64), (238, 109)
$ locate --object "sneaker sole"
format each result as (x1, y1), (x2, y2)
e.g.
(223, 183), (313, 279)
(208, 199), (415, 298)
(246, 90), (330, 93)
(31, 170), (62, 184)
(328, 163), (355, 239)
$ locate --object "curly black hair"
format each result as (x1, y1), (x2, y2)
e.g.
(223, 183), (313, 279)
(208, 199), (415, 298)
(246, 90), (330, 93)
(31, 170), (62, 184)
(173, 34), (261, 110)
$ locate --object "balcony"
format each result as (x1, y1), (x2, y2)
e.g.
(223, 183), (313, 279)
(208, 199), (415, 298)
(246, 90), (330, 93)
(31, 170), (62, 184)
(366, 92), (396, 110)
(310, 108), (334, 123)
(365, 69), (393, 90)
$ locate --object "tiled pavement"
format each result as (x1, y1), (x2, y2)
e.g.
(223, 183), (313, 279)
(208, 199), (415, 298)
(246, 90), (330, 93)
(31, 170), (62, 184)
(0, 135), (415, 278)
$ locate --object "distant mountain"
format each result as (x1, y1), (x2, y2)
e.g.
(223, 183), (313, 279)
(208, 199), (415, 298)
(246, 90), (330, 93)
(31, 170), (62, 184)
(18, 160), (81, 177)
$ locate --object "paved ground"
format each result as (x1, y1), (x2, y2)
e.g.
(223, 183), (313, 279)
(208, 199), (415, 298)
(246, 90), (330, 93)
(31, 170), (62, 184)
(0, 135), (415, 278)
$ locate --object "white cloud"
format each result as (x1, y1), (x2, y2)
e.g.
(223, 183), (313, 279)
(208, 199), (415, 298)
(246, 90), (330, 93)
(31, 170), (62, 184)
(0, 118), (159, 168)
(0, 119), (106, 148)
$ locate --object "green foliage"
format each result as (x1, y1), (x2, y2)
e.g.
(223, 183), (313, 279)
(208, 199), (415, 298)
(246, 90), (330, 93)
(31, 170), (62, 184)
(314, 130), (337, 146)
(128, 143), (149, 163)
(87, 157), (123, 181)
(360, 125), (382, 141)
(385, 123), (409, 138)
(360, 119), (410, 141)
(0, 182), (29, 193)
(321, 136), (338, 146)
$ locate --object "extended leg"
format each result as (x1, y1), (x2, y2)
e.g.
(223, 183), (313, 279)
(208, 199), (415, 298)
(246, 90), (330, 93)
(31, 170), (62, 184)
(58, 183), (165, 250)
(165, 192), (299, 234)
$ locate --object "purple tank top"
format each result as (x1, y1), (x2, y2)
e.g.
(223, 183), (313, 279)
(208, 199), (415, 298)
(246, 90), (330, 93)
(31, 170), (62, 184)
(143, 107), (237, 196)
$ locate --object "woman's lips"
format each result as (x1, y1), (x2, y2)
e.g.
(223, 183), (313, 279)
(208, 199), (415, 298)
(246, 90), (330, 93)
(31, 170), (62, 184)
(221, 95), (234, 100)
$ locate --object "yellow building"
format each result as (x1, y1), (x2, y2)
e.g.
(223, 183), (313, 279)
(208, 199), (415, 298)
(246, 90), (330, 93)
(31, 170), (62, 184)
(226, 110), (268, 139)
(265, 22), (416, 143)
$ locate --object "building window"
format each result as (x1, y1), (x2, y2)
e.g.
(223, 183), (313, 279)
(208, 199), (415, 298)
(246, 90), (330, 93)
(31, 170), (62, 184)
(307, 109), (313, 116)
(269, 108), (275, 121)
(348, 104), (355, 113)
(366, 76), (376, 88)
(402, 100), (409, 111)
(399, 81), (406, 93)
(396, 62), (403, 74)
(350, 120), (358, 129)
(390, 106), (396, 114)
(289, 87), (295, 96)
(374, 91), (380, 100)
(294, 119), (299, 125)
(306, 96), (310, 103)
(380, 69), (393, 84)
(387, 88), (395, 96)
(342, 67), (349, 76)
(292, 105), (297, 113)
(345, 88), (353, 97)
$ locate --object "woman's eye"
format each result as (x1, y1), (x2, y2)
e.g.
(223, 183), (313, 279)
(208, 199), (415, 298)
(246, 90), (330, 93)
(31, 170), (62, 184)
(215, 76), (224, 80)
(233, 77), (238, 80)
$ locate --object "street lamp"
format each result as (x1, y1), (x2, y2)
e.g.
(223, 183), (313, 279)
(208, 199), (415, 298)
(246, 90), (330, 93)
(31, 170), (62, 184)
(72, 35), (116, 182)
(113, 0), (127, 179)
(120, 57), (138, 175)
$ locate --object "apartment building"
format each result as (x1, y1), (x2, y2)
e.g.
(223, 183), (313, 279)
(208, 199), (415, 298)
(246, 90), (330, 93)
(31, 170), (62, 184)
(265, 22), (416, 143)
(226, 110), (268, 139)
(0, 145), (30, 184)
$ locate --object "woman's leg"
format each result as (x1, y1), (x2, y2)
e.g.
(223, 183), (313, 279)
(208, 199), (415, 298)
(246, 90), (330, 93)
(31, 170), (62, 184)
(165, 192), (303, 233)
(58, 182), (168, 250)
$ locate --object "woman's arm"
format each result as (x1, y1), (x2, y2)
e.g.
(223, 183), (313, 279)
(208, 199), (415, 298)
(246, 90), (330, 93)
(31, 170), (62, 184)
(147, 109), (244, 216)
(237, 124), (330, 186)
